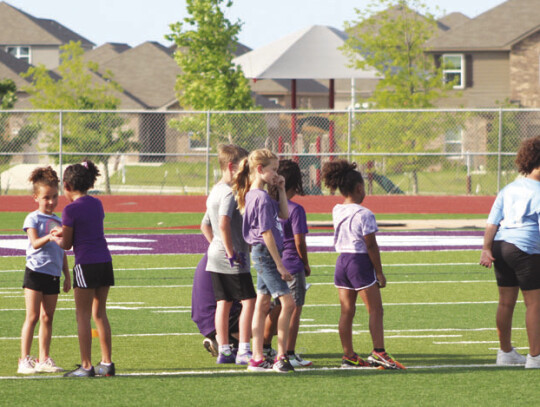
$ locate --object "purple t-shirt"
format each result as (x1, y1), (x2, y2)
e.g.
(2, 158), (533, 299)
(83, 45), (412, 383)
(280, 200), (308, 274)
(242, 189), (283, 250)
(62, 195), (112, 265)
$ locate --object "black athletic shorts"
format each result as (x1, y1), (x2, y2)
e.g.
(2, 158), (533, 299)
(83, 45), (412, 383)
(22, 267), (60, 295)
(210, 272), (256, 302)
(492, 241), (540, 290)
(73, 262), (114, 289)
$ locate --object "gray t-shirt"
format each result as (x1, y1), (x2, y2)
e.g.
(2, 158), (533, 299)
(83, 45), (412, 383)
(204, 182), (250, 274)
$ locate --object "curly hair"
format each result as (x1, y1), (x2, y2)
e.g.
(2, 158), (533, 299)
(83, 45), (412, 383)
(268, 159), (304, 200)
(515, 136), (540, 175)
(28, 166), (59, 194)
(321, 160), (363, 197)
(63, 159), (100, 192)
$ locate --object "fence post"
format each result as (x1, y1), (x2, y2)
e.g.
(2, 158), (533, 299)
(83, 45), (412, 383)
(497, 108), (503, 192)
(205, 111), (211, 195)
(59, 111), (63, 195)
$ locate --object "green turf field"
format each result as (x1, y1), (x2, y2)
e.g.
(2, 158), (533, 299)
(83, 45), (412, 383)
(1, 243), (539, 406)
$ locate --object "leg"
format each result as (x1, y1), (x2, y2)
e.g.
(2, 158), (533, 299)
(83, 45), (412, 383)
(38, 294), (58, 361)
(276, 293), (295, 357)
(263, 302), (280, 347)
(286, 305), (302, 352)
(496, 286), (519, 352)
(338, 288), (358, 357)
(358, 284), (384, 350)
(21, 289), (41, 359)
(215, 300), (233, 348)
(92, 286), (112, 364)
(251, 293), (271, 361)
(522, 288), (540, 356)
(74, 287), (95, 369)
(239, 298), (255, 344)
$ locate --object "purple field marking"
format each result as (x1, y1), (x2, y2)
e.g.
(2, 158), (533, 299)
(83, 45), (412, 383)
(0, 231), (484, 257)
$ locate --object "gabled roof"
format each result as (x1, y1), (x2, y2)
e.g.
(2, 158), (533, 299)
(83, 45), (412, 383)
(0, 48), (32, 88)
(426, 0), (540, 52)
(0, 2), (94, 47)
(437, 12), (470, 31)
(84, 43), (131, 65)
(96, 42), (181, 109)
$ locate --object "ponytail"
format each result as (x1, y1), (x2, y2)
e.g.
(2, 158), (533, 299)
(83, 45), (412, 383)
(232, 157), (251, 213)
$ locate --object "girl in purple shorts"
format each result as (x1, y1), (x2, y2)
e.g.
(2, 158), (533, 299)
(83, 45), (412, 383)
(322, 160), (405, 370)
(51, 160), (115, 378)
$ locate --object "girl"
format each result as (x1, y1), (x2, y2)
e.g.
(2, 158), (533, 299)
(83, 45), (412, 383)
(19, 166), (70, 374)
(480, 136), (540, 368)
(322, 160), (405, 369)
(269, 159), (312, 367)
(233, 148), (296, 373)
(50, 160), (115, 377)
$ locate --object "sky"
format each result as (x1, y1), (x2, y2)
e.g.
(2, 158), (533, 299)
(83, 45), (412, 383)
(6, 0), (507, 50)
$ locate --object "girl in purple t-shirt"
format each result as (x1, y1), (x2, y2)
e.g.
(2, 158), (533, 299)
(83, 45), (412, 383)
(233, 148), (296, 373)
(51, 160), (115, 378)
(322, 160), (405, 370)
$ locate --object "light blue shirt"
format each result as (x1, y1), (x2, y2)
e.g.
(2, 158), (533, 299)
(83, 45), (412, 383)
(23, 210), (64, 276)
(487, 177), (540, 254)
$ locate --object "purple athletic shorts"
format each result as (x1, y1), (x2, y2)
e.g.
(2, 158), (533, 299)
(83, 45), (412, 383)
(334, 253), (377, 291)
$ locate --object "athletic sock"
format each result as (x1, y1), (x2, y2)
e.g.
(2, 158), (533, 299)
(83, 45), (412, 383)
(219, 344), (232, 355)
(374, 348), (385, 353)
(239, 342), (251, 354)
(100, 362), (112, 366)
(287, 350), (295, 356)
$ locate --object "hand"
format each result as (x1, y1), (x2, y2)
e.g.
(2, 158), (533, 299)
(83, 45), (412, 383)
(480, 249), (495, 268)
(376, 272), (386, 288)
(275, 175), (286, 190)
(278, 265), (293, 282)
(63, 275), (71, 293)
(304, 264), (311, 277)
(227, 251), (246, 268)
(51, 226), (63, 237)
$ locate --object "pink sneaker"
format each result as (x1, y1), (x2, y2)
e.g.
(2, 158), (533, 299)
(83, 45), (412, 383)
(247, 358), (273, 372)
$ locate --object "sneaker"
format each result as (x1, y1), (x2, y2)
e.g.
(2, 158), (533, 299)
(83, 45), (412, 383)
(63, 365), (95, 377)
(290, 353), (312, 367)
(262, 347), (277, 358)
(17, 355), (36, 374)
(235, 351), (252, 365)
(272, 355), (295, 373)
(247, 358), (274, 372)
(496, 348), (527, 366)
(341, 353), (370, 368)
(95, 362), (116, 376)
(203, 338), (219, 357)
(367, 351), (406, 370)
(34, 357), (64, 373)
(525, 353), (540, 369)
(216, 351), (236, 364)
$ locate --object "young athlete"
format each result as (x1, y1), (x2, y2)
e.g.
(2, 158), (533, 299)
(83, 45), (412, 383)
(268, 159), (312, 367)
(201, 144), (256, 365)
(480, 136), (540, 368)
(50, 160), (115, 377)
(233, 148), (296, 373)
(18, 167), (70, 374)
(322, 160), (405, 370)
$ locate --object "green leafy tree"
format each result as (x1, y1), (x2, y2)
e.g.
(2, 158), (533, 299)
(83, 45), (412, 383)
(166, 0), (266, 150)
(342, 0), (457, 194)
(23, 41), (136, 193)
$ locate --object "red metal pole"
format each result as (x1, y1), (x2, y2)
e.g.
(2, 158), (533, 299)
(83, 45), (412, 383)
(291, 79), (297, 161)
(329, 79), (335, 161)
(316, 135), (321, 187)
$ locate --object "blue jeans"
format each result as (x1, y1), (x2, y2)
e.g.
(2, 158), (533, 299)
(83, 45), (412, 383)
(251, 244), (290, 298)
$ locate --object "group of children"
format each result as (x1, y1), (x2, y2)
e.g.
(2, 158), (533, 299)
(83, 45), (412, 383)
(195, 145), (405, 372)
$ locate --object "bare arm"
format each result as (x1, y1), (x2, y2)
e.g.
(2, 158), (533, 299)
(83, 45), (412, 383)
(26, 228), (52, 250)
(201, 222), (213, 244)
(275, 176), (289, 220)
(480, 223), (498, 268)
(365, 232), (386, 288)
(293, 233), (311, 277)
(50, 225), (74, 250)
(262, 230), (292, 281)
(219, 215), (234, 258)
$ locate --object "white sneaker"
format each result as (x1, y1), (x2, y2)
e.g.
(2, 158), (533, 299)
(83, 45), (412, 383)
(290, 353), (312, 367)
(496, 348), (527, 366)
(34, 357), (64, 373)
(525, 353), (540, 368)
(17, 355), (36, 374)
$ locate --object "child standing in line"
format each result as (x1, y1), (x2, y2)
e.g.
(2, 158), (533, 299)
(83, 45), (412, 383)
(50, 160), (115, 377)
(322, 160), (405, 370)
(19, 167), (71, 374)
(233, 148), (296, 373)
(269, 159), (312, 367)
(202, 144), (256, 365)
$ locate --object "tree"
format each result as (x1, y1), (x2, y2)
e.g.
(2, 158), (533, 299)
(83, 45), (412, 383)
(23, 41), (136, 193)
(166, 0), (266, 150)
(341, 0), (457, 194)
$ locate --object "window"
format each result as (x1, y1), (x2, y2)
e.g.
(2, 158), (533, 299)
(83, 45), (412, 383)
(6, 46), (30, 64)
(445, 127), (464, 158)
(188, 132), (209, 151)
(442, 54), (464, 89)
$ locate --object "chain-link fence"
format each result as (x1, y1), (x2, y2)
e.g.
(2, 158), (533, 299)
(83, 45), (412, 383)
(0, 108), (535, 196)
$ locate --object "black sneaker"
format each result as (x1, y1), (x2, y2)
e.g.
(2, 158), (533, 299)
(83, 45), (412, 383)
(63, 365), (95, 377)
(95, 362), (116, 376)
(272, 355), (295, 373)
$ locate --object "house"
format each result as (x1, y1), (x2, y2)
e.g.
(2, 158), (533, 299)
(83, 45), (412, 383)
(0, 1), (94, 69)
